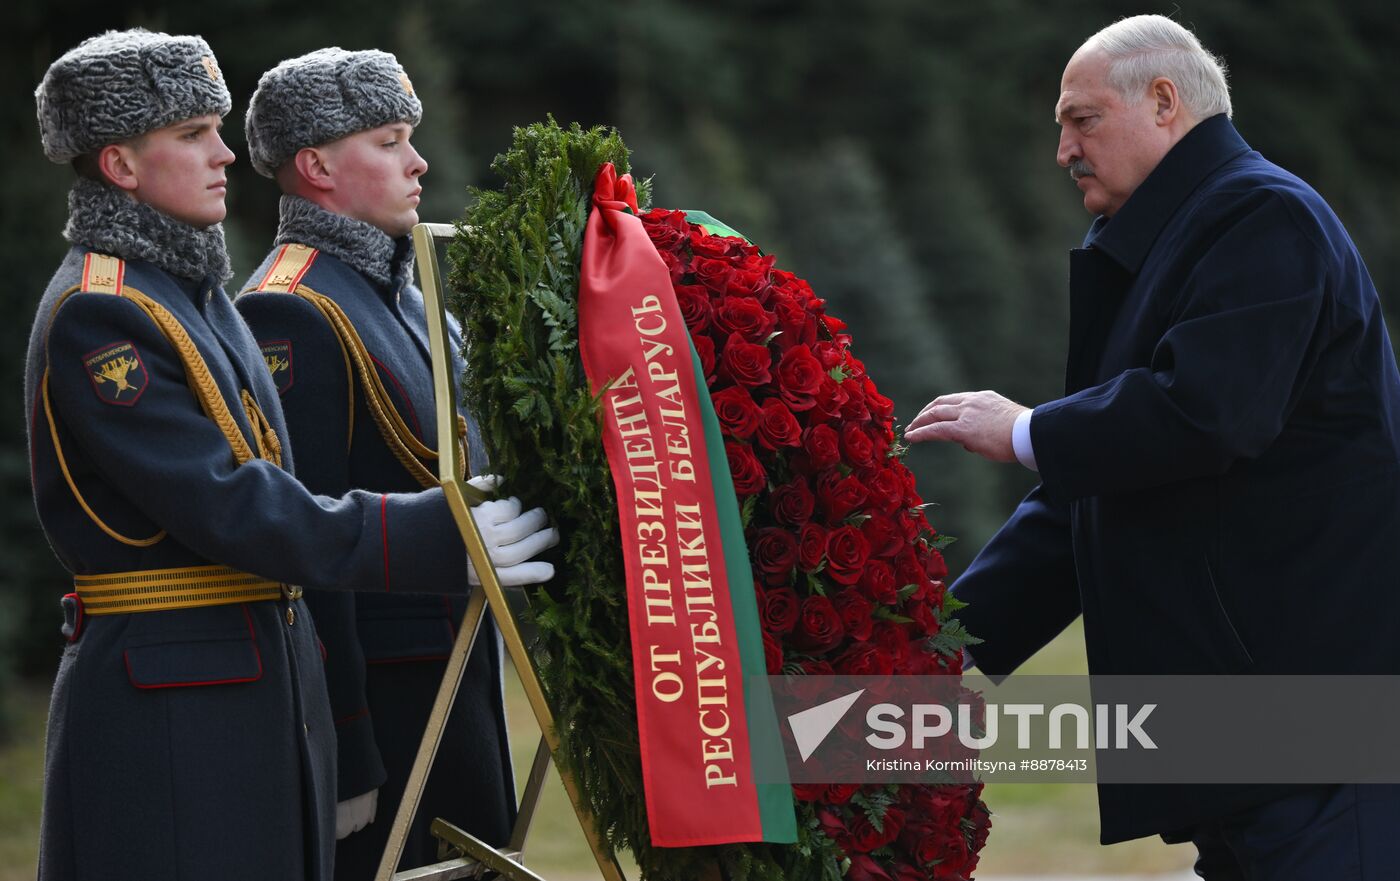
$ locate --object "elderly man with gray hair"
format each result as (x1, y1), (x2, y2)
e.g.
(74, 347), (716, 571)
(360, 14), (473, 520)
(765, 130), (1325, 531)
(910, 14), (1400, 879)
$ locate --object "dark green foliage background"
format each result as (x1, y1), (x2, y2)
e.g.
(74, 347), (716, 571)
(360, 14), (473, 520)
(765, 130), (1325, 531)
(3, 1), (1397, 737)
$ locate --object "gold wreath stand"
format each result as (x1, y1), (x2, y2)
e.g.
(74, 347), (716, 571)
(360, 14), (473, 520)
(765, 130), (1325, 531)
(373, 223), (625, 881)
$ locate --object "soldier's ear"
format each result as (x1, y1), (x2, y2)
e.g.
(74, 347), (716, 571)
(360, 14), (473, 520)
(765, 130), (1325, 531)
(97, 143), (140, 192)
(293, 146), (336, 192)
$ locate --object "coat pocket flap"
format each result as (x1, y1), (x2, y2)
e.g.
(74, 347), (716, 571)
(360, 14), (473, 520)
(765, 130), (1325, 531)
(124, 606), (263, 688)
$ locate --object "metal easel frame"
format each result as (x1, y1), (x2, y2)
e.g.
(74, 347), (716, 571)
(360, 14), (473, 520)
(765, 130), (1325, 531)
(373, 223), (626, 881)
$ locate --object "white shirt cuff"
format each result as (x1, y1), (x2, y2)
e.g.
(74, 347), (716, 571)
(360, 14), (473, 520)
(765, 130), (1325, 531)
(1012, 408), (1038, 472)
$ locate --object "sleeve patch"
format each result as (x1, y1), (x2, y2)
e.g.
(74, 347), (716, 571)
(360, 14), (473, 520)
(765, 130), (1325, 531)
(84, 341), (148, 406)
(260, 340), (294, 394)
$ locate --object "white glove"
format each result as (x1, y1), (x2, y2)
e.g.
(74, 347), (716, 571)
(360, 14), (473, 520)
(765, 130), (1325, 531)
(467, 474), (502, 494)
(467, 491), (560, 586)
(335, 788), (378, 840)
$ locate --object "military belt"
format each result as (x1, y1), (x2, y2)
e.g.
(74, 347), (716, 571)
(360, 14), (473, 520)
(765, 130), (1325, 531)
(74, 564), (303, 616)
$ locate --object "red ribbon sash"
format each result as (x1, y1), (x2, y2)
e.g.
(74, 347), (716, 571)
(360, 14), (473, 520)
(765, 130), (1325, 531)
(577, 164), (763, 846)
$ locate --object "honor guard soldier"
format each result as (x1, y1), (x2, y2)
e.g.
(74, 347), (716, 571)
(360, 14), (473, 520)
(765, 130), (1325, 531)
(26, 31), (557, 881)
(236, 49), (517, 877)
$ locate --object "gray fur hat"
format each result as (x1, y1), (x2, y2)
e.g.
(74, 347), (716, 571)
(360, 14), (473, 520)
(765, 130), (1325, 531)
(35, 29), (231, 164)
(245, 47), (422, 178)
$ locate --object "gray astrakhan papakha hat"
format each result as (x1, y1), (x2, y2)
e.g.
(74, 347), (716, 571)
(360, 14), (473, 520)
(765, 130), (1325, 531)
(35, 29), (231, 164)
(245, 47), (422, 178)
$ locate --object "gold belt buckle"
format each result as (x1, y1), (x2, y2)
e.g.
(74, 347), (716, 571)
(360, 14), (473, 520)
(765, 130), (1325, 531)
(282, 584), (304, 625)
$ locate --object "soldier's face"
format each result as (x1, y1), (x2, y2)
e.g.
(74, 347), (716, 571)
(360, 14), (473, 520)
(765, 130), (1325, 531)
(320, 123), (428, 238)
(124, 115), (235, 228)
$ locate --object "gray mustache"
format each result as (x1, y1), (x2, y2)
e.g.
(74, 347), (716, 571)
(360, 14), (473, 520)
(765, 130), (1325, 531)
(1069, 159), (1095, 181)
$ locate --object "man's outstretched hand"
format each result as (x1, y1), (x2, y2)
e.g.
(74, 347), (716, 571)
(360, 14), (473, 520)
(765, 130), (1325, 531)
(906, 390), (1028, 463)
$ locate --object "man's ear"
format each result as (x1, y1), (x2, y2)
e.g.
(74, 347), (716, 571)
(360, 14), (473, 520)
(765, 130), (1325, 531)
(97, 143), (140, 192)
(1151, 76), (1181, 126)
(293, 146), (335, 192)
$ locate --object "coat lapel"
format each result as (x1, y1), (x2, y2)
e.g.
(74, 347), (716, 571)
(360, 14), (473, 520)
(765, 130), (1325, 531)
(1066, 247), (1132, 395)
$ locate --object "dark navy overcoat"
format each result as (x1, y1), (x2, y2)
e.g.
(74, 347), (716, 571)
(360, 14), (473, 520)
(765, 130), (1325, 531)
(25, 248), (472, 881)
(238, 241), (514, 879)
(954, 114), (1400, 842)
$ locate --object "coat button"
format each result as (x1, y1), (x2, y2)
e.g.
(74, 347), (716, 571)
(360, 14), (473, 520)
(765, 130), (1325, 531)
(286, 606), (296, 626)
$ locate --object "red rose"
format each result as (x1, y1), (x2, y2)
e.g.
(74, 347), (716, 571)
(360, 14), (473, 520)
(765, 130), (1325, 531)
(641, 207), (689, 230)
(794, 595), (845, 653)
(865, 381), (895, 421)
(726, 269), (772, 301)
(825, 783), (860, 804)
(847, 816), (883, 854)
(710, 385), (762, 439)
(924, 548), (949, 580)
(719, 333), (772, 388)
(762, 629), (784, 674)
(846, 855), (892, 881)
(759, 585), (799, 634)
(817, 470), (869, 523)
(693, 334), (716, 380)
(841, 421), (877, 469)
(910, 788), (965, 828)
(714, 296), (776, 342)
(897, 464), (921, 506)
(823, 313), (849, 333)
(900, 818), (969, 877)
(813, 341), (844, 370)
(833, 588), (875, 641)
(793, 782), (826, 802)
(674, 284), (713, 332)
(770, 292), (818, 349)
(752, 528), (798, 585)
(864, 466), (905, 514)
(803, 424), (841, 470)
(931, 831), (971, 880)
(644, 218), (685, 250)
(693, 255), (735, 292)
(736, 249), (772, 268)
(816, 809), (851, 852)
(825, 525), (871, 586)
(658, 248), (687, 283)
(873, 622), (911, 667)
(868, 424), (893, 460)
(924, 579), (947, 605)
(797, 522), (827, 572)
(894, 550), (928, 595)
(799, 658), (835, 675)
(726, 441), (767, 497)
(861, 515), (903, 558)
(909, 598), (941, 637)
(891, 864), (926, 881)
(860, 560), (898, 605)
(771, 268), (813, 300)
(840, 379), (872, 424)
(756, 398), (802, 450)
(969, 797), (992, 851)
(690, 230), (743, 259)
(814, 374), (849, 421)
(777, 345), (825, 412)
(770, 479), (815, 527)
(836, 642), (895, 676)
